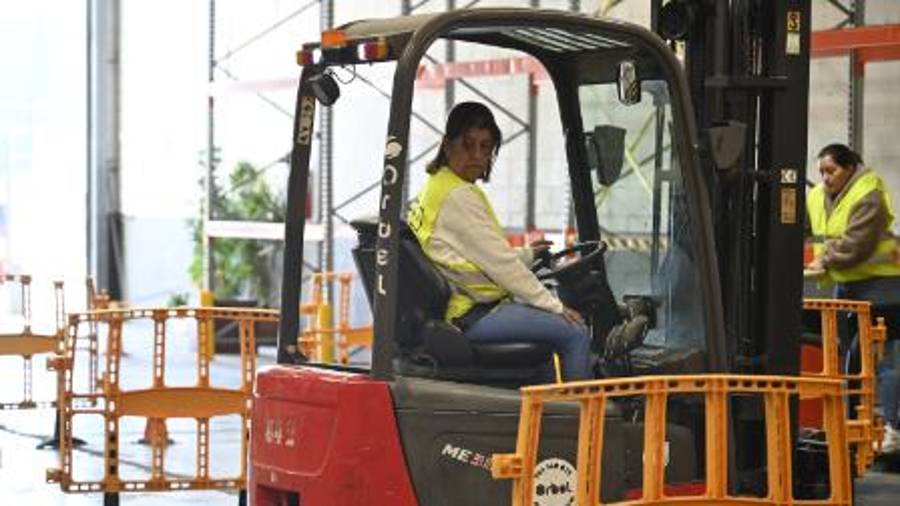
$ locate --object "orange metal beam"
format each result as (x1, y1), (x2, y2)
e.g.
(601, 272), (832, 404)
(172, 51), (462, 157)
(811, 24), (900, 64)
(414, 56), (549, 89)
(418, 25), (900, 88)
(217, 25), (900, 95)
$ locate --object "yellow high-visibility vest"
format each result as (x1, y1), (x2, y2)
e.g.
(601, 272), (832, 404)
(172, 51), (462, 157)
(807, 170), (900, 283)
(407, 167), (509, 322)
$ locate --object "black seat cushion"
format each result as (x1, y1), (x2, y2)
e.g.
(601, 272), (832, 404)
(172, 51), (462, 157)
(421, 320), (552, 368)
(349, 219), (553, 380)
(472, 342), (554, 367)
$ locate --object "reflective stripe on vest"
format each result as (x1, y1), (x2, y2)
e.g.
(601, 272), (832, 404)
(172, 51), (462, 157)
(407, 167), (509, 321)
(807, 170), (900, 283)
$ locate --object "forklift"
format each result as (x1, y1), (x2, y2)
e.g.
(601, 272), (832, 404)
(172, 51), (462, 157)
(249, 2), (828, 504)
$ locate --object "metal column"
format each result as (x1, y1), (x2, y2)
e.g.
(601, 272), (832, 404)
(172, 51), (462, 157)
(526, 74), (538, 231)
(320, 0), (335, 311)
(87, 0), (124, 300)
(86, 0), (93, 282)
(564, 0), (580, 231)
(446, 0), (456, 111)
(848, 0), (865, 152)
(757, 0), (811, 375)
(401, 0), (414, 205)
(203, 0), (217, 293)
(525, 0), (540, 231)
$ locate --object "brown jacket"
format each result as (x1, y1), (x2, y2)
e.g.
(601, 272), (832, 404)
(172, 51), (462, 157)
(809, 168), (891, 270)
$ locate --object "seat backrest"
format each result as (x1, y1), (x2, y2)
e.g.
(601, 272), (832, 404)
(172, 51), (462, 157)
(350, 219), (451, 349)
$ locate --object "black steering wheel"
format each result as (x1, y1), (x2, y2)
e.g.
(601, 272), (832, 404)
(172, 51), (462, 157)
(531, 241), (606, 281)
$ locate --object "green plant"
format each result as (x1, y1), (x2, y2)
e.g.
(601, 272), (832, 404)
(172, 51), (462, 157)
(189, 161), (286, 306)
(167, 292), (189, 307)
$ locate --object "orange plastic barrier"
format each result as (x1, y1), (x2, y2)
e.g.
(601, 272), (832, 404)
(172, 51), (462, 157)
(46, 307), (277, 498)
(0, 274), (65, 410)
(493, 374), (851, 506)
(801, 298), (887, 475)
(298, 271), (372, 364)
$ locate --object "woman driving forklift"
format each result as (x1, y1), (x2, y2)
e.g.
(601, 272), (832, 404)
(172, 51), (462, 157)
(406, 101), (594, 381)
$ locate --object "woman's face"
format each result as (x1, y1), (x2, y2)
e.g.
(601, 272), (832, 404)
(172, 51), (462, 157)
(818, 154), (855, 196)
(444, 127), (496, 183)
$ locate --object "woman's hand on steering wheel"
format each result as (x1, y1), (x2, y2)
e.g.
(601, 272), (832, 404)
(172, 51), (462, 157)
(530, 239), (553, 257)
(561, 306), (585, 327)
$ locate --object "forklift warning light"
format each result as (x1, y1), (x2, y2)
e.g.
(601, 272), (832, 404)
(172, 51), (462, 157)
(321, 30), (348, 48)
(358, 38), (389, 61)
(296, 49), (315, 66)
(297, 37), (390, 67)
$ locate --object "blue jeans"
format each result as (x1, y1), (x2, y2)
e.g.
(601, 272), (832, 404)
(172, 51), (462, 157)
(834, 276), (900, 308)
(465, 302), (593, 381)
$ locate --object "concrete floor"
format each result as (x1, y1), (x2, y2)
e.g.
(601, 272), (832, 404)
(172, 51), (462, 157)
(2, 318), (900, 504)
(858, 460), (900, 506)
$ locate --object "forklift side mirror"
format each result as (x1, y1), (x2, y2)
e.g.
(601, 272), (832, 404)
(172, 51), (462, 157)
(658, 0), (696, 41)
(585, 125), (626, 186)
(708, 121), (747, 170)
(616, 60), (641, 106)
(309, 71), (341, 106)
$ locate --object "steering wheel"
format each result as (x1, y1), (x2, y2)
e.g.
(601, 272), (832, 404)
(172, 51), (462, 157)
(531, 241), (606, 281)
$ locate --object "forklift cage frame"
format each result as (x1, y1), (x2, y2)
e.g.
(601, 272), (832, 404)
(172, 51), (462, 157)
(277, 8), (727, 379)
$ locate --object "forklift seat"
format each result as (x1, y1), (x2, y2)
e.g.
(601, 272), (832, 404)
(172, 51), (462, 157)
(350, 219), (553, 385)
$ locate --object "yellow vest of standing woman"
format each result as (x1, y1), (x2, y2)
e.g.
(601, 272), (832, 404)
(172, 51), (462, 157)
(407, 167), (509, 322)
(807, 170), (900, 283)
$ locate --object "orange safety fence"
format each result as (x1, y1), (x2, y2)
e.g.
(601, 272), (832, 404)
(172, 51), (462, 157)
(83, 277), (113, 396)
(46, 307), (278, 498)
(297, 271), (372, 364)
(801, 298), (888, 475)
(0, 274), (65, 410)
(493, 374), (852, 506)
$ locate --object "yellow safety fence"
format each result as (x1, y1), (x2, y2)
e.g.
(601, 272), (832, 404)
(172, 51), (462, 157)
(801, 298), (887, 475)
(297, 271), (373, 364)
(46, 307), (278, 497)
(493, 374), (852, 506)
(0, 274), (65, 410)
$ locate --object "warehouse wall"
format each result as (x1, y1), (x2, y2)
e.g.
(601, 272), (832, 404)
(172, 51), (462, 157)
(810, 0), (900, 216)
(119, 0), (210, 304)
(0, 2), (88, 313)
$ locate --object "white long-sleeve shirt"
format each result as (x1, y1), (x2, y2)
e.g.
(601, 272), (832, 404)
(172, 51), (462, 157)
(426, 184), (565, 314)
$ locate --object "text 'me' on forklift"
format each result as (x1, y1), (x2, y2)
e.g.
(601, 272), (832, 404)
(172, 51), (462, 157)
(248, 3), (858, 505)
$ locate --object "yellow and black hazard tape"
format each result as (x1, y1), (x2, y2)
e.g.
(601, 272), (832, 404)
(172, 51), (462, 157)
(603, 235), (667, 253)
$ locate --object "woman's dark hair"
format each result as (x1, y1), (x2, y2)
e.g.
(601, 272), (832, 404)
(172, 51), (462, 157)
(817, 143), (863, 170)
(426, 101), (502, 181)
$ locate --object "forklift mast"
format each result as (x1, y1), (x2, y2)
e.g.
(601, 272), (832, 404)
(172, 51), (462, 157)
(656, 0), (811, 375)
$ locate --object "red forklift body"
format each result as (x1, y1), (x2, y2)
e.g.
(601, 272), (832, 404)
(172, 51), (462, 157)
(251, 366), (418, 506)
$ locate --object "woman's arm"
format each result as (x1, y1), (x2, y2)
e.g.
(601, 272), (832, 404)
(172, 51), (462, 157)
(435, 187), (564, 314)
(515, 246), (533, 266)
(822, 189), (888, 269)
